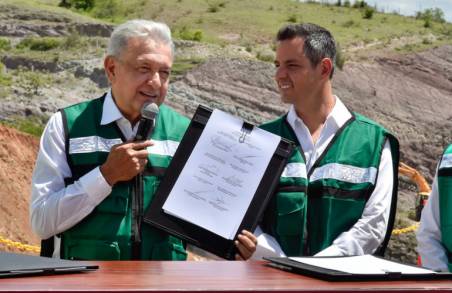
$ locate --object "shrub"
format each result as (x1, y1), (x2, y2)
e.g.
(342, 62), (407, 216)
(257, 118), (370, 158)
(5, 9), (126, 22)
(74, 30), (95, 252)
(19, 70), (51, 94)
(353, 0), (367, 8)
(343, 0), (350, 7)
(207, 3), (219, 13)
(287, 14), (297, 23)
(178, 26), (203, 42)
(256, 49), (275, 63)
(422, 38), (432, 45)
(416, 8), (445, 23)
(17, 37), (62, 51)
(58, 0), (71, 8)
(0, 38), (11, 51)
(58, 0), (94, 10)
(73, 0), (94, 10)
(362, 7), (374, 19)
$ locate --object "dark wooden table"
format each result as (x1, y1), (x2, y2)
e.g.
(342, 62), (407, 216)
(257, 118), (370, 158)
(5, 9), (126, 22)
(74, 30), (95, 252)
(1, 261), (451, 292)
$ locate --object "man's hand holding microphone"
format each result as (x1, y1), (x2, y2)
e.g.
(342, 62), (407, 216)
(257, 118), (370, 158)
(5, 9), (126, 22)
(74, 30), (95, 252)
(100, 103), (159, 186)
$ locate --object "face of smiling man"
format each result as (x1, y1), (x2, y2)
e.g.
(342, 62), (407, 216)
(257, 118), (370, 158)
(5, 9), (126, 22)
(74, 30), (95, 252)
(274, 36), (323, 106)
(104, 36), (173, 124)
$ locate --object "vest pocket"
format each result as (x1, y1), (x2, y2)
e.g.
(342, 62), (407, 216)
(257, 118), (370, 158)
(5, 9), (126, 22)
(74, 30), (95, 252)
(308, 196), (365, 254)
(276, 192), (306, 236)
(151, 241), (187, 260)
(66, 239), (121, 260)
(96, 188), (128, 215)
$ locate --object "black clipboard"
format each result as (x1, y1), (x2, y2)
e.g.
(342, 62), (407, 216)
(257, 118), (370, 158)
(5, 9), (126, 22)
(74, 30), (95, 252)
(0, 252), (98, 278)
(264, 256), (452, 281)
(144, 105), (294, 260)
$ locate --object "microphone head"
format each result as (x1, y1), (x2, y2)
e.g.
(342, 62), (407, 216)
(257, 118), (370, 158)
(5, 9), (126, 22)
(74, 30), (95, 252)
(141, 102), (159, 120)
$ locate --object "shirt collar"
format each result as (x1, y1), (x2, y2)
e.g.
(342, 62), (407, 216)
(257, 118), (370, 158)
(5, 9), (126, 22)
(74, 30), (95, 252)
(101, 89), (124, 125)
(327, 95), (352, 129)
(286, 95), (352, 130)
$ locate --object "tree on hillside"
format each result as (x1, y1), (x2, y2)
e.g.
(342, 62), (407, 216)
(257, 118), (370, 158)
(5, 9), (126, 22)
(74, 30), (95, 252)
(416, 8), (446, 24)
(58, 0), (95, 11)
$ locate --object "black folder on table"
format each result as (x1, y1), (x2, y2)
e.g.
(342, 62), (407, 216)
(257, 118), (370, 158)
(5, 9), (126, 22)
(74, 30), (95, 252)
(265, 256), (452, 281)
(144, 105), (294, 260)
(0, 252), (98, 278)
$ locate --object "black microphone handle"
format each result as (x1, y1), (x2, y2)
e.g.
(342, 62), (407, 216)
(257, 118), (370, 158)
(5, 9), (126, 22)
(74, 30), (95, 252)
(135, 117), (155, 141)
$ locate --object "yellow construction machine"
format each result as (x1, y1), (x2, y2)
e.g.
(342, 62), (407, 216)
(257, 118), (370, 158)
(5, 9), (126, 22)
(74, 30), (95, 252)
(399, 162), (431, 221)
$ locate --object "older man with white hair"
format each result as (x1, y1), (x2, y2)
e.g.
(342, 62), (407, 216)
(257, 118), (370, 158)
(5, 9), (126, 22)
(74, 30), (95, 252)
(30, 19), (257, 261)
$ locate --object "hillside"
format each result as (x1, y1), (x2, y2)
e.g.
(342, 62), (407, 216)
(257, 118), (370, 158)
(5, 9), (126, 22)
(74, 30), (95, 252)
(0, 0), (451, 263)
(0, 125), (40, 253)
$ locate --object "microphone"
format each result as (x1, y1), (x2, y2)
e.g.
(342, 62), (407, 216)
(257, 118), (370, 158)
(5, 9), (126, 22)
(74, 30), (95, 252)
(134, 102), (159, 141)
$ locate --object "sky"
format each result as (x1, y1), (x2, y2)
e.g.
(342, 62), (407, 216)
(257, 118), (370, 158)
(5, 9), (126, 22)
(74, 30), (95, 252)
(302, 0), (452, 22)
(366, 0), (452, 22)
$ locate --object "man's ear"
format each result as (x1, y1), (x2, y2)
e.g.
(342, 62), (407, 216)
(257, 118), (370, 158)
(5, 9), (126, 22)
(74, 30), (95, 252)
(320, 58), (333, 79)
(104, 56), (116, 82)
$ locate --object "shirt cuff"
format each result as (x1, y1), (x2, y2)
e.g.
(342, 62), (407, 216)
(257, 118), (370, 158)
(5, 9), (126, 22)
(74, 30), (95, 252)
(314, 245), (344, 257)
(78, 166), (112, 204)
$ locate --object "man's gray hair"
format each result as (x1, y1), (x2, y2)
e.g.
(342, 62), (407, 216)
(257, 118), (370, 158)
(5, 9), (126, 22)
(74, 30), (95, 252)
(107, 19), (174, 58)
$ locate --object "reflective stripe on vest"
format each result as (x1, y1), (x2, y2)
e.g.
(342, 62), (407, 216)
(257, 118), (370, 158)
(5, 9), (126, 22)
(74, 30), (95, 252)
(69, 136), (122, 154)
(440, 153), (452, 169)
(69, 136), (180, 157)
(310, 162), (378, 185)
(147, 140), (180, 157)
(281, 162), (307, 179)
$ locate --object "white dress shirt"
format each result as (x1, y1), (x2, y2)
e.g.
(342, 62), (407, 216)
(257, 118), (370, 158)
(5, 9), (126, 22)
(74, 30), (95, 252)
(254, 96), (394, 258)
(417, 170), (449, 271)
(30, 91), (138, 257)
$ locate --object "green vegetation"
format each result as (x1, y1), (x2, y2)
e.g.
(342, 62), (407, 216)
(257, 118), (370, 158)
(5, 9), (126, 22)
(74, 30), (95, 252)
(0, 38), (12, 51)
(1, 116), (45, 137)
(176, 26), (203, 42)
(362, 7), (375, 20)
(47, 0), (451, 50)
(13, 68), (53, 95)
(58, 0), (94, 10)
(256, 48), (274, 63)
(17, 37), (62, 51)
(5, 32), (106, 62)
(0, 62), (12, 87)
(171, 58), (204, 78)
(416, 8), (446, 24)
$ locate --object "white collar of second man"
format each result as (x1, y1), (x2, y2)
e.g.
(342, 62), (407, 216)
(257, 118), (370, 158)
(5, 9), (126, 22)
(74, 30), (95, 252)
(287, 95), (352, 131)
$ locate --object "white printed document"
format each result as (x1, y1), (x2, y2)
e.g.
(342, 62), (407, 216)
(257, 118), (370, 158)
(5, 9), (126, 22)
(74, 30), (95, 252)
(289, 255), (437, 275)
(162, 109), (280, 240)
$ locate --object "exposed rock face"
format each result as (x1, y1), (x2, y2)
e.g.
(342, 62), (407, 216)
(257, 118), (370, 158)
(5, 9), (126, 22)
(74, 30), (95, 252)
(168, 58), (286, 123)
(0, 4), (113, 37)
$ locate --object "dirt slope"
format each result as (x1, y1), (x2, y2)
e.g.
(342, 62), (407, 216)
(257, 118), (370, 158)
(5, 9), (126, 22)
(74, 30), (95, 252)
(0, 125), (40, 252)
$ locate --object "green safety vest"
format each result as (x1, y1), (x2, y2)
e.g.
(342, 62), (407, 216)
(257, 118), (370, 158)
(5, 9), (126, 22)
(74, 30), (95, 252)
(438, 144), (452, 272)
(60, 95), (189, 260)
(260, 112), (399, 256)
